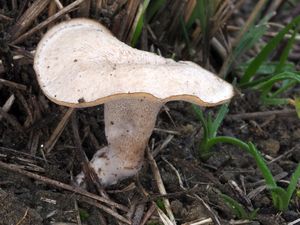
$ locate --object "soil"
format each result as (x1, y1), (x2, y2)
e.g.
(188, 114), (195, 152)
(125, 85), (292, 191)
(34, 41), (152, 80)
(0, 1), (299, 225)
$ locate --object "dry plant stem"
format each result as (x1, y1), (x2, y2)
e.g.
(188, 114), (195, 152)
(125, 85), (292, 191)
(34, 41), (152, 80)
(265, 0), (284, 15)
(9, 0), (51, 40)
(49, 0), (71, 21)
(227, 109), (297, 120)
(15, 208), (29, 225)
(45, 108), (74, 154)
(0, 13), (13, 21)
(78, 196), (131, 224)
(71, 112), (101, 193)
(0, 160), (129, 212)
(0, 95), (15, 120)
(139, 203), (156, 225)
(192, 194), (221, 225)
(0, 107), (23, 132)
(182, 218), (212, 225)
(11, 0), (84, 44)
(146, 148), (176, 224)
(78, 98), (162, 185)
(78, 0), (91, 16)
(0, 78), (27, 91)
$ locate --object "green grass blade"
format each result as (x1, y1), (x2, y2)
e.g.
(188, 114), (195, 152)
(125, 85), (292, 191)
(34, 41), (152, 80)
(275, 26), (299, 74)
(295, 98), (300, 118)
(221, 194), (248, 219)
(237, 61), (295, 76)
(256, 71), (300, 92)
(249, 208), (259, 220)
(206, 136), (250, 153)
(192, 105), (208, 140)
(241, 15), (300, 84)
(270, 80), (297, 98)
(268, 186), (288, 210)
(233, 20), (269, 64)
(286, 163), (300, 206)
(207, 113), (214, 138)
(211, 104), (229, 137)
(131, 0), (151, 47)
(221, 13), (271, 78)
(180, 16), (192, 52)
(247, 143), (277, 188)
(260, 97), (289, 105)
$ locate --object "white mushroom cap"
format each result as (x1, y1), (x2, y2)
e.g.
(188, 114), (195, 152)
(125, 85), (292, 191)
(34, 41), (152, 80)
(34, 18), (234, 107)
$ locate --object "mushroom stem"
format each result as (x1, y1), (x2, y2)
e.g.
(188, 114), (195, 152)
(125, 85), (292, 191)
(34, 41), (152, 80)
(77, 98), (162, 186)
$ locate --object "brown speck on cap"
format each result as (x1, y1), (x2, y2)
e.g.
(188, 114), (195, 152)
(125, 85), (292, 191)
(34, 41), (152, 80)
(78, 97), (85, 103)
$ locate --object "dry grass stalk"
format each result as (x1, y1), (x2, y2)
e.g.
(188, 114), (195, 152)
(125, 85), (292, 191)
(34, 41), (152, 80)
(139, 203), (156, 225)
(91, 0), (104, 14)
(146, 147), (176, 224)
(184, 0), (197, 23)
(112, 0), (140, 42)
(15, 90), (33, 127)
(15, 208), (29, 225)
(0, 107), (23, 132)
(78, 196), (131, 224)
(48, 0), (71, 23)
(44, 108), (74, 154)
(48, 1), (57, 18)
(9, 0), (52, 40)
(168, 0), (188, 36)
(78, 0), (91, 17)
(192, 194), (221, 225)
(0, 160), (129, 211)
(0, 78), (27, 91)
(0, 13), (13, 21)
(0, 95), (15, 121)
(182, 218), (213, 225)
(12, 0), (85, 45)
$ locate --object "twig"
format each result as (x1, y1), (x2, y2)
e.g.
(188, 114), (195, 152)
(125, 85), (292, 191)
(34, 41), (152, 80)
(9, 0), (51, 40)
(78, 196), (131, 224)
(226, 109), (297, 120)
(288, 218), (300, 225)
(152, 135), (174, 158)
(161, 157), (185, 190)
(15, 208), (29, 225)
(71, 112), (101, 192)
(70, 172), (82, 225)
(0, 95), (15, 120)
(0, 107), (24, 132)
(0, 78), (27, 91)
(44, 108), (74, 154)
(153, 128), (181, 135)
(0, 160), (129, 212)
(268, 144), (300, 164)
(182, 218), (213, 225)
(156, 206), (174, 225)
(192, 194), (221, 225)
(132, 203), (145, 225)
(54, 0), (71, 20)
(12, 0), (85, 44)
(0, 13), (13, 21)
(146, 147), (176, 224)
(139, 203), (156, 225)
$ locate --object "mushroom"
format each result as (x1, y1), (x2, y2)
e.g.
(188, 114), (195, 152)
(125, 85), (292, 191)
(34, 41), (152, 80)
(34, 18), (234, 186)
